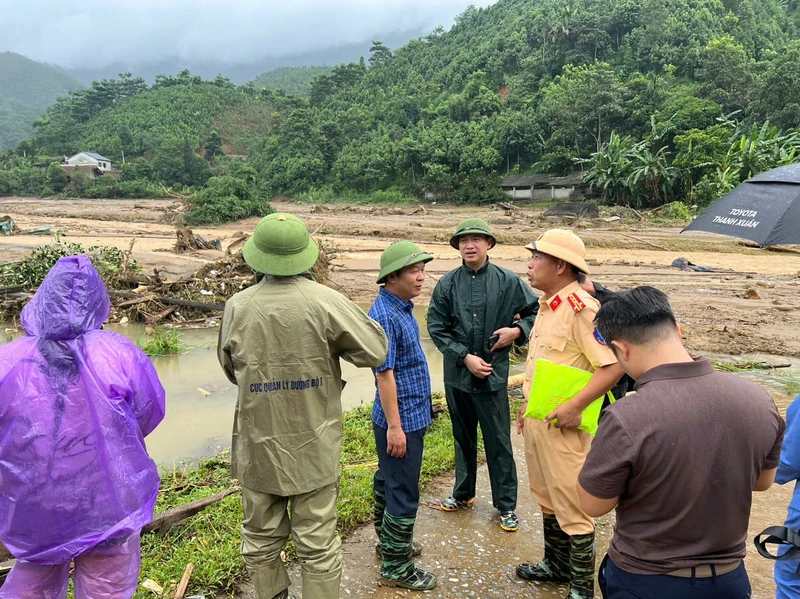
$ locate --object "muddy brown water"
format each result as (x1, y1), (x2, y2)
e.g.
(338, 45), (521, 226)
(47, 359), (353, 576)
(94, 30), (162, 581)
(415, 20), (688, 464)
(2, 306), (449, 466)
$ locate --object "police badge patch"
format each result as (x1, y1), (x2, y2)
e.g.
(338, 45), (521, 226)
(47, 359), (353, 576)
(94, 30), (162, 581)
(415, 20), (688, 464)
(593, 327), (607, 345)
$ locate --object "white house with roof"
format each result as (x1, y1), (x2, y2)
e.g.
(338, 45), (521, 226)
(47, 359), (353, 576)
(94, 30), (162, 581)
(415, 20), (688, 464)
(63, 152), (113, 173)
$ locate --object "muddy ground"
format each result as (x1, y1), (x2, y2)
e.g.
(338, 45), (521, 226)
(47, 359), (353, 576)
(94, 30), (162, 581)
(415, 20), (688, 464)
(2, 196), (799, 358)
(273, 430), (793, 599)
(1, 196), (798, 597)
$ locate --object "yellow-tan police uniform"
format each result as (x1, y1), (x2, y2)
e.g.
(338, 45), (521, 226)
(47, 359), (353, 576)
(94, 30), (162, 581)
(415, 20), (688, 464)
(522, 280), (617, 535)
(517, 229), (618, 598)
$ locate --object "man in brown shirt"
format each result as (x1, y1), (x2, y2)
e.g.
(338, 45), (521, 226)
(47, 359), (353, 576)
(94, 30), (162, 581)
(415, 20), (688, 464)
(578, 286), (785, 599)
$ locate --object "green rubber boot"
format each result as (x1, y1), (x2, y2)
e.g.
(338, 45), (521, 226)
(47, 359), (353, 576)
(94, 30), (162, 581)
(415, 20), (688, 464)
(374, 487), (422, 558)
(516, 513), (571, 583)
(566, 532), (596, 599)
(379, 512), (437, 591)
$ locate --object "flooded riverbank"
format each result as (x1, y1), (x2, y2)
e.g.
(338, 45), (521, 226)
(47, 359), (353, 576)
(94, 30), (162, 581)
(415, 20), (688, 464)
(2, 306), (449, 465)
(3, 319), (796, 468)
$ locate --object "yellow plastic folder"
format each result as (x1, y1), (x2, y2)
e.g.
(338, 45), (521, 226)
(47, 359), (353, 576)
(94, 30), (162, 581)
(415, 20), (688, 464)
(524, 359), (613, 435)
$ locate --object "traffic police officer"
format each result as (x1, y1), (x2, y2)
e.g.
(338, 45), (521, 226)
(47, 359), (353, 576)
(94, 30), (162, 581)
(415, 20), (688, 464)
(515, 229), (624, 599)
(218, 213), (389, 599)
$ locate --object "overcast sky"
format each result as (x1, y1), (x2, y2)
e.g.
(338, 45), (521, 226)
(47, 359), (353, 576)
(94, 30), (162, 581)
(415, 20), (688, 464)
(0, 0), (498, 68)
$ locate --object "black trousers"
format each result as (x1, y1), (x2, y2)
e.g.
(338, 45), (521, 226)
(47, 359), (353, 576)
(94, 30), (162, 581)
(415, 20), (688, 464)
(445, 385), (517, 512)
(373, 423), (426, 518)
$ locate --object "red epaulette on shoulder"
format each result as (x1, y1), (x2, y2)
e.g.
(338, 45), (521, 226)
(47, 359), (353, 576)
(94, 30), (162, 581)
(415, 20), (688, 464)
(567, 293), (586, 314)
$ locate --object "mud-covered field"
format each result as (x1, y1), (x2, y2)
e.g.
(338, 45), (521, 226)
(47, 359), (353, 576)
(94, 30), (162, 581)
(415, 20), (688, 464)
(2, 196), (798, 358)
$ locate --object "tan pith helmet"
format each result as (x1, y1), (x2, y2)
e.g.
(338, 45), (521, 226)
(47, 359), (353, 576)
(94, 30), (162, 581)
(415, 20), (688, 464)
(525, 229), (590, 275)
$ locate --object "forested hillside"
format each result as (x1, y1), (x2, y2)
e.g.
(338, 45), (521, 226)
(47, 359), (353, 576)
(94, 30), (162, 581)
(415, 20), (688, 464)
(0, 52), (83, 149)
(4, 0), (800, 210)
(251, 66), (334, 98)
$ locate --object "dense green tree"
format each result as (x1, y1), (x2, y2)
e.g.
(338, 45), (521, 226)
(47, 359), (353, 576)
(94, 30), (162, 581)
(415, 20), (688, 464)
(46, 162), (68, 192)
(536, 62), (628, 157)
(153, 138), (211, 187)
(204, 131), (224, 162)
(696, 37), (755, 113)
(369, 41), (394, 67)
(752, 41), (800, 129)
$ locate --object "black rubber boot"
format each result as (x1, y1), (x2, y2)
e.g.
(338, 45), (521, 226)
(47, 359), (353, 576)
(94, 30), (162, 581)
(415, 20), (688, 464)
(516, 513), (570, 583)
(379, 512), (437, 591)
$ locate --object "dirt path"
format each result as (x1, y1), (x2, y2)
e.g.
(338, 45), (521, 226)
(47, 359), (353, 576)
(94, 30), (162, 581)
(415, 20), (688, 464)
(228, 427), (791, 598)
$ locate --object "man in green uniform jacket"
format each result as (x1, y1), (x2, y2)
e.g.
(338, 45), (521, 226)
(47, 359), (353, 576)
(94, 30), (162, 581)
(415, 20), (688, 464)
(428, 218), (539, 532)
(218, 213), (389, 599)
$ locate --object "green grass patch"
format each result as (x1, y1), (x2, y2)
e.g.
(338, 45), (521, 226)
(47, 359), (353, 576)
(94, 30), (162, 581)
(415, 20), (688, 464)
(133, 393), (457, 597)
(713, 360), (800, 398)
(136, 328), (191, 356)
(292, 186), (419, 205)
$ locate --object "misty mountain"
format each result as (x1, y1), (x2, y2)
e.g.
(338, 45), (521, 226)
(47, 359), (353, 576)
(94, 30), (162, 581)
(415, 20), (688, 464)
(65, 29), (427, 85)
(0, 52), (83, 148)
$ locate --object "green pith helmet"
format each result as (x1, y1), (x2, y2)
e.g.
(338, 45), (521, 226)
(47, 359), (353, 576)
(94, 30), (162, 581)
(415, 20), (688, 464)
(376, 241), (434, 284)
(449, 218), (497, 249)
(242, 212), (319, 276)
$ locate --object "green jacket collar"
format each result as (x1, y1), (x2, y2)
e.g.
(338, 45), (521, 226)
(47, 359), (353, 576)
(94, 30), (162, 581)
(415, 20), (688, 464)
(461, 256), (492, 275)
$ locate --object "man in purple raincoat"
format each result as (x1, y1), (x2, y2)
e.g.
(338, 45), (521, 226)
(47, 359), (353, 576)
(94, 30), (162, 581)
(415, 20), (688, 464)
(0, 255), (165, 598)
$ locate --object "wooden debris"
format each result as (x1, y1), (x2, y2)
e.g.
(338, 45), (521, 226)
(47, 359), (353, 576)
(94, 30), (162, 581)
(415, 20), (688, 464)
(175, 227), (221, 253)
(225, 232), (249, 256)
(110, 291), (225, 312)
(507, 373), (526, 388)
(0, 285), (25, 295)
(408, 205), (427, 215)
(145, 305), (178, 324)
(144, 488), (239, 536)
(117, 296), (152, 308)
(618, 232), (670, 251)
(175, 563), (195, 599)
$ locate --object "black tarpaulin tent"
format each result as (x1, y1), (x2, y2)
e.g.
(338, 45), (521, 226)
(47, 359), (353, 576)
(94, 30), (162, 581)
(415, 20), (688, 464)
(682, 163), (800, 246)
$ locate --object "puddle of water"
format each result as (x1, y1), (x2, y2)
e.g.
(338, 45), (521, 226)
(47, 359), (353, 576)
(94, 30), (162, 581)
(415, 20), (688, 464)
(1, 306), (449, 466)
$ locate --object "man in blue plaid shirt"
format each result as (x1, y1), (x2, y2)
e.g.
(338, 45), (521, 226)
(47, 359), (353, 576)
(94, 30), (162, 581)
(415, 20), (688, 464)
(369, 241), (437, 592)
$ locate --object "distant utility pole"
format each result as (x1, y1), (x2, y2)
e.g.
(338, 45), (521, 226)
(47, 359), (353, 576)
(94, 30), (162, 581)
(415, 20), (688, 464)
(121, 149), (125, 165)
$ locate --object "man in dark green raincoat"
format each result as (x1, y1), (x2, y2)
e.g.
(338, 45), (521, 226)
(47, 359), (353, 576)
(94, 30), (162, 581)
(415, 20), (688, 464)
(428, 218), (538, 532)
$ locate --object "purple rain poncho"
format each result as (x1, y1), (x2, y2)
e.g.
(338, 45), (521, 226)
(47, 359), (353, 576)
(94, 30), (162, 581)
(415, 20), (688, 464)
(0, 255), (165, 565)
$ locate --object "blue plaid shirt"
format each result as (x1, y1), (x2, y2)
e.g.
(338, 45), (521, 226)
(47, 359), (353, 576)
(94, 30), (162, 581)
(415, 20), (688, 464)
(369, 288), (432, 432)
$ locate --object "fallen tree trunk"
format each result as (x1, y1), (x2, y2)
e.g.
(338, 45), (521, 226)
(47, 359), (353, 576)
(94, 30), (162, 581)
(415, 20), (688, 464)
(0, 285), (25, 295)
(0, 488), (240, 562)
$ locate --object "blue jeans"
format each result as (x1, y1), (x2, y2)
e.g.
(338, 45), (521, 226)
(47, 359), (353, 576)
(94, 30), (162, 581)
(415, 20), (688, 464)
(599, 555), (751, 599)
